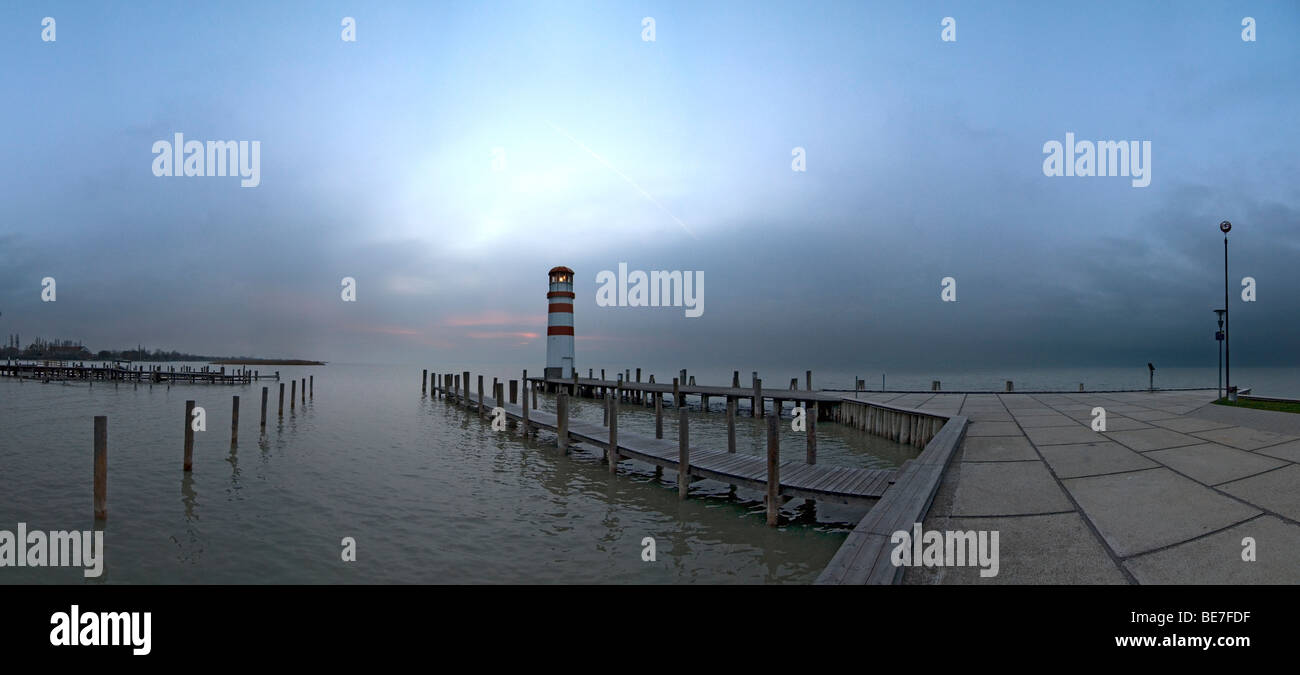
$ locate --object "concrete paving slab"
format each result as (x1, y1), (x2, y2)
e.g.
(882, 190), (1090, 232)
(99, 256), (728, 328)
(965, 421), (1023, 437)
(1122, 410), (1185, 422)
(1219, 465), (1300, 521)
(1125, 516), (1300, 584)
(1191, 426), (1299, 451)
(936, 513), (1128, 584)
(964, 412), (1014, 422)
(1015, 414), (1080, 428)
(1025, 426), (1107, 446)
(961, 436), (1040, 462)
(1038, 441), (1158, 479)
(1145, 443), (1287, 486)
(1256, 439), (1300, 463)
(1104, 427), (1204, 452)
(951, 461), (1073, 516)
(1063, 468), (1260, 557)
(1148, 416), (1236, 433)
(1098, 416), (1154, 431)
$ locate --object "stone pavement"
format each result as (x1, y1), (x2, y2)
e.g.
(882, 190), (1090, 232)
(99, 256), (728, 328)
(854, 390), (1300, 584)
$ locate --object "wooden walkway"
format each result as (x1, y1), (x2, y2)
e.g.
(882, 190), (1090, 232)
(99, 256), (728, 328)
(435, 383), (896, 505)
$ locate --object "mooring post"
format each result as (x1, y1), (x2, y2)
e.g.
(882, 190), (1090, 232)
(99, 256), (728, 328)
(678, 408), (689, 500)
(807, 403), (817, 464)
(1079, 383), (1085, 392)
(522, 370), (530, 432)
(463, 371), (471, 404)
(477, 375), (484, 417)
(422, 369), (427, 394)
(301, 378), (306, 404)
(751, 374), (760, 417)
(608, 386), (619, 472)
(672, 377), (680, 410)
(557, 390), (569, 452)
(806, 370), (812, 391)
(774, 397), (783, 418)
(94, 415), (107, 521)
(932, 380), (941, 391)
(510, 379), (518, 405)
(766, 415), (780, 526)
(654, 392), (664, 439)
(492, 377), (498, 402)
(309, 375), (313, 398)
(260, 386), (268, 430)
(231, 395), (239, 447)
(603, 394), (609, 427)
(756, 377), (764, 417)
(727, 397), (736, 453)
(1005, 380), (1014, 393)
(531, 378), (538, 408)
(732, 371), (740, 388)
(278, 382), (285, 416)
(183, 400), (195, 472)
(601, 368), (605, 381)
(291, 379), (296, 410)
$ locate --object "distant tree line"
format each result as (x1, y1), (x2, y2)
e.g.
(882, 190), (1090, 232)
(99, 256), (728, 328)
(2, 336), (220, 362)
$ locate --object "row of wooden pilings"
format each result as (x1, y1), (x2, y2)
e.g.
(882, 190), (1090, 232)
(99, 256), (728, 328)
(834, 398), (944, 449)
(424, 369), (811, 526)
(533, 367), (821, 420)
(88, 375), (314, 521)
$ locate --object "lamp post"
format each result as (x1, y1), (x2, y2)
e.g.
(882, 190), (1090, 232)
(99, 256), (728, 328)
(1220, 220), (1232, 399)
(1214, 309), (1226, 400)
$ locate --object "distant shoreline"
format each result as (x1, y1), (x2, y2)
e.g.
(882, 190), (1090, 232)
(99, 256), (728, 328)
(209, 359), (327, 366)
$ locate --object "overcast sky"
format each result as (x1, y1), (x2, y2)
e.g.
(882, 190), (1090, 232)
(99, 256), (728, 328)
(1, 1), (1297, 370)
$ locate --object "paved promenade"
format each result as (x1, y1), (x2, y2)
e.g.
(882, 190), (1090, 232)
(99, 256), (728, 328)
(851, 390), (1300, 584)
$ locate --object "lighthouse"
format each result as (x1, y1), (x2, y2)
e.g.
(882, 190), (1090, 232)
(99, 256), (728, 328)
(545, 266), (576, 379)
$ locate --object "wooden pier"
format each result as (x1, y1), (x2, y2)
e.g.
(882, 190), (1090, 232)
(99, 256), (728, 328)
(1, 361), (278, 384)
(434, 377), (897, 506)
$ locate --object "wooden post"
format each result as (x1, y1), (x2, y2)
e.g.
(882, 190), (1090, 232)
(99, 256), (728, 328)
(732, 371), (740, 388)
(806, 370), (812, 391)
(1079, 383), (1085, 392)
(231, 395), (239, 447)
(93, 415), (107, 520)
(422, 369), (427, 394)
(774, 397), (783, 418)
(636, 367), (641, 383)
(602, 394), (609, 427)
(678, 408), (689, 500)
(807, 403), (817, 464)
(932, 380), (941, 391)
(766, 415), (780, 526)
(301, 378), (306, 404)
(557, 390), (569, 452)
(532, 378), (538, 408)
(278, 383), (284, 416)
(510, 379), (518, 405)
(1005, 380), (1014, 392)
(492, 377), (498, 402)
(727, 397), (736, 453)
(309, 375), (313, 398)
(183, 400), (195, 472)
(522, 370), (530, 432)
(291, 379), (296, 410)
(463, 371), (470, 403)
(672, 377), (680, 409)
(608, 386), (619, 472)
(751, 374), (760, 417)
(260, 386), (268, 430)
(477, 375), (484, 416)
(655, 391), (663, 439)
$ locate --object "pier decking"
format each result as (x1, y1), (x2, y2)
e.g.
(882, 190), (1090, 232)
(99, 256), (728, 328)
(435, 380), (897, 504)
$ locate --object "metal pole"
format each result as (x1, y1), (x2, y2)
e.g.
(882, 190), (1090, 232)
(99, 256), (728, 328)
(1224, 235), (1230, 397)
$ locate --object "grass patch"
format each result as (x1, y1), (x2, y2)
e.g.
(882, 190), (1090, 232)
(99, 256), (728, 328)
(1213, 398), (1300, 415)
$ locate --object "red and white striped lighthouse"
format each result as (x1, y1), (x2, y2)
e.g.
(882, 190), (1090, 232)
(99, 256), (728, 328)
(545, 266), (576, 379)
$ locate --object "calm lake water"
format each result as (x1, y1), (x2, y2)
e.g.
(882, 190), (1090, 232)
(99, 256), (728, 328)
(2, 362), (1292, 584)
(0, 363), (915, 584)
